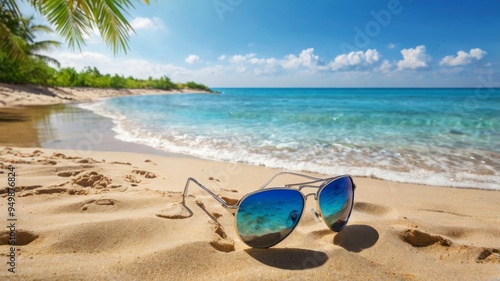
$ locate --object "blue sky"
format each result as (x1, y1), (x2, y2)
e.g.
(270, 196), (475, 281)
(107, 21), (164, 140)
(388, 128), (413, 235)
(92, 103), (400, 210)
(23, 0), (500, 87)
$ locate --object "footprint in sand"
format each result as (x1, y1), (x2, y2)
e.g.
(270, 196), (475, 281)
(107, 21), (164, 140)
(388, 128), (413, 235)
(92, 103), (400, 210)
(72, 171), (112, 189)
(2, 158), (32, 165)
(155, 203), (192, 219)
(37, 159), (57, 165)
(132, 170), (157, 179)
(0, 230), (38, 245)
(12, 150), (42, 158)
(37, 187), (69, 195)
(400, 228), (453, 247)
(476, 248), (500, 263)
(76, 158), (100, 164)
(221, 196), (239, 205)
(95, 199), (116, 205)
(51, 152), (67, 159)
(209, 221), (235, 253)
(110, 161), (131, 165)
(57, 170), (83, 177)
(212, 212), (223, 219)
(401, 229), (500, 264)
(30, 150), (43, 157)
(124, 174), (141, 184)
(81, 199), (118, 210)
(51, 152), (80, 160)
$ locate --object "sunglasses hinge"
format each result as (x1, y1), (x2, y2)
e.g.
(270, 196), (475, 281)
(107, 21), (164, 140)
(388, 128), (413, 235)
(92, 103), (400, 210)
(224, 204), (238, 213)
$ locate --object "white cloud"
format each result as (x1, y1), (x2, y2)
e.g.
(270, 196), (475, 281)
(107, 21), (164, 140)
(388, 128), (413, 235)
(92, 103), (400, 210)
(249, 58), (266, 65)
(130, 17), (164, 30)
(469, 48), (487, 60)
(55, 52), (111, 69)
(224, 48), (385, 75)
(50, 45), (492, 88)
(48, 51), (192, 80)
(230, 53), (256, 64)
(185, 54), (200, 64)
(122, 59), (190, 78)
(329, 49), (381, 70)
(282, 48), (319, 69)
(379, 60), (392, 73)
(253, 58), (280, 75)
(439, 48), (487, 66)
(387, 43), (396, 49)
(397, 45), (430, 70)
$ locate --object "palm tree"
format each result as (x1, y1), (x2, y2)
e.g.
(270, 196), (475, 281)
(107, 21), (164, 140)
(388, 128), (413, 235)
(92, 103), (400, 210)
(0, 10), (61, 65)
(21, 15), (62, 67)
(0, 0), (149, 58)
(0, 4), (26, 59)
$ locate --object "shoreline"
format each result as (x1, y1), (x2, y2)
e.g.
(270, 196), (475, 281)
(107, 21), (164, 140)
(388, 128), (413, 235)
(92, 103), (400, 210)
(0, 83), (212, 108)
(0, 103), (193, 159)
(0, 146), (499, 280)
(1, 97), (497, 191)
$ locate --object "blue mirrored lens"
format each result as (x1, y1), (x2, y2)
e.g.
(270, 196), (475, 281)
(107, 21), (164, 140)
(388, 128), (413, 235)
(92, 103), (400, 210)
(318, 177), (353, 232)
(236, 189), (304, 248)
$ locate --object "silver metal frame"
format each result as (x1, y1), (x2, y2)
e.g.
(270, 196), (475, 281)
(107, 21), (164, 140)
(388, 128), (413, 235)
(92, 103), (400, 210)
(183, 171), (356, 248)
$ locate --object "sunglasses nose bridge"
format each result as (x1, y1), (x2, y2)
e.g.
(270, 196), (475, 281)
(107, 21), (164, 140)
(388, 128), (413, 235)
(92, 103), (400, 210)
(304, 193), (317, 201)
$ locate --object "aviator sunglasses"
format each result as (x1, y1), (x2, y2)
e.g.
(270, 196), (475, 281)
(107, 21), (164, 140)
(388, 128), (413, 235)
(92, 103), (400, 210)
(183, 172), (356, 248)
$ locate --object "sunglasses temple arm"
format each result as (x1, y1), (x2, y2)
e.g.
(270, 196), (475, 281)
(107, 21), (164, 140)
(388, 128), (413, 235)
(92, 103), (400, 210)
(258, 171), (323, 189)
(183, 177), (232, 208)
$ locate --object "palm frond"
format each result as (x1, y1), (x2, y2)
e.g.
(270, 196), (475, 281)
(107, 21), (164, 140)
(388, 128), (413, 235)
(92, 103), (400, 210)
(32, 54), (61, 68)
(30, 24), (54, 34)
(0, 0), (21, 16)
(29, 40), (62, 53)
(27, 0), (150, 54)
(30, 0), (90, 51)
(91, 0), (135, 54)
(0, 22), (28, 59)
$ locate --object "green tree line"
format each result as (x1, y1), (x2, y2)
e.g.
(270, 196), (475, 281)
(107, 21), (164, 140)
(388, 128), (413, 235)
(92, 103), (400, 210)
(0, 56), (212, 92)
(0, 48), (212, 92)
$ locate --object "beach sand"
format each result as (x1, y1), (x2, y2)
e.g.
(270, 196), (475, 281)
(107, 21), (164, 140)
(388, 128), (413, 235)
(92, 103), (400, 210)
(0, 83), (209, 108)
(0, 87), (499, 280)
(0, 147), (499, 280)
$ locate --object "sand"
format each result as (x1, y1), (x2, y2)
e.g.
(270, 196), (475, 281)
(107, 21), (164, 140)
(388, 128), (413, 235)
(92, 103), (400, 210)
(0, 146), (499, 280)
(0, 83), (210, 108)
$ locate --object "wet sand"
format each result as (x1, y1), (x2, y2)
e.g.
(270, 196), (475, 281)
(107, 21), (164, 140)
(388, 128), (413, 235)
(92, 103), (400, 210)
(0, 104), (186, 158)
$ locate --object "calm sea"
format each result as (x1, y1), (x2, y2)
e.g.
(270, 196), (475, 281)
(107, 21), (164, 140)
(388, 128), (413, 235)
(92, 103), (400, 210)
(81, 88), (500, 190)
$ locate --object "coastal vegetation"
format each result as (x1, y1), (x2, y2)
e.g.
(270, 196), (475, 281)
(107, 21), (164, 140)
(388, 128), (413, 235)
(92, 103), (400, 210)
(1, 59), (212, 91)
(0, 1), (212, 92)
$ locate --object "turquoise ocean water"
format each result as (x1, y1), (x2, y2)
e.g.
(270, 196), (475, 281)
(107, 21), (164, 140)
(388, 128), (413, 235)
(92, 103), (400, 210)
(81, 88), (499, 190)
